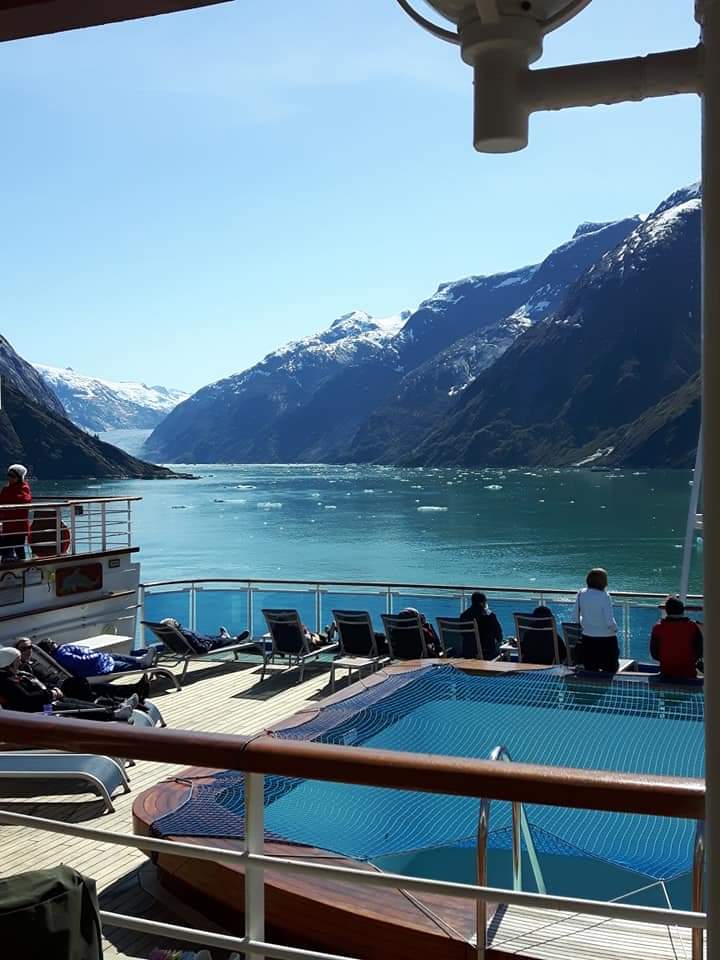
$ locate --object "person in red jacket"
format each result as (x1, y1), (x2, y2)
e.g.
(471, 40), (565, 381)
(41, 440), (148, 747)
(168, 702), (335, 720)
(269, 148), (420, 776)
(0, 463), (32, 563)
(650, 596), (704, 681)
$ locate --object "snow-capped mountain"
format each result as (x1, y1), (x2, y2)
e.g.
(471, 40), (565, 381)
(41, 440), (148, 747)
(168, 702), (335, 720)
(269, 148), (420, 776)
(342, 215), (640, 464)
(146, 184), (700, 468)
(33, 364), (189, 432)
(145, 310), (408, 462)
(408, 184), (701, 467)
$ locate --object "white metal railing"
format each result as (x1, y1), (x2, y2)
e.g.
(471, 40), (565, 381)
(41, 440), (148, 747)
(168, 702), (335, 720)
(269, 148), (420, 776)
(0, 497), (139, 562)
(0, 700), (706, 960)
(140, 577), (705, 662)
(0, 776), (706, 960)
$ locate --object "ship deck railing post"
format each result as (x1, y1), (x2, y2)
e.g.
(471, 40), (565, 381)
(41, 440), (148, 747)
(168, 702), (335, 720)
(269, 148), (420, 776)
(699, 3), (717, 957)
(244, 771), (266, 960)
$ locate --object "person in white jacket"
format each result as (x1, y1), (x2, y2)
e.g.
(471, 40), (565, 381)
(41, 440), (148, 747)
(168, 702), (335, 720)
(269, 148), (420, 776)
(573, 568), (619, 673)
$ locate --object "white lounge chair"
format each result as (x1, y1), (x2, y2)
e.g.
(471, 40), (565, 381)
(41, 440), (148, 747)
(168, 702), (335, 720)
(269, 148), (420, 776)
(0, 752), (129, 814)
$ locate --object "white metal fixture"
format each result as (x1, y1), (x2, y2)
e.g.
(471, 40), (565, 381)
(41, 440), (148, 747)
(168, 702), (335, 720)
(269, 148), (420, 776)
(395, 0), (701, 151)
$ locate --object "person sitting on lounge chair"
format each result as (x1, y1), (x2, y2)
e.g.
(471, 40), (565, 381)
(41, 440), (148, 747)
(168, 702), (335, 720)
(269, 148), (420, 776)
(159, 619), (250, 654)
(15, 637), (149, 703)
(650, 597), (704, 681)
(0, 647), (138, 720)
(459, 592), (503, 660)
(519, 606), (567, 665)
(399, 608), (442, 656)
(37, 639), (156, 679)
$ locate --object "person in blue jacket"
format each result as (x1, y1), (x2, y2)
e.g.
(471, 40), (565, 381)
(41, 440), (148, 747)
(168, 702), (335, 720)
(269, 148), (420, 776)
(37, 639), (155, 678)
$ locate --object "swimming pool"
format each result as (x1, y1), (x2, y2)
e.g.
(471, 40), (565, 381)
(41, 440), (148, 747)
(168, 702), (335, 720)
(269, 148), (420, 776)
(153, 666), (703, 904)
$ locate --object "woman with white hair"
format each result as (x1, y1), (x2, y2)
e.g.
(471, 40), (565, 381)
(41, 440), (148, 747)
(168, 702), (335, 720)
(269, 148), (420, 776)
(0, 464), (31, 563)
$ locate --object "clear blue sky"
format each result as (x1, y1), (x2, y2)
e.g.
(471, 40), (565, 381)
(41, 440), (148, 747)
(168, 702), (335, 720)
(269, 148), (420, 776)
(0, 0), (700, 392)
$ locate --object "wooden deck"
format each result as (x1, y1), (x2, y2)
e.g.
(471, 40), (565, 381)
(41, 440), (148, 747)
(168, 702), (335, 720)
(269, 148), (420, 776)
(0, 657), (701, 959)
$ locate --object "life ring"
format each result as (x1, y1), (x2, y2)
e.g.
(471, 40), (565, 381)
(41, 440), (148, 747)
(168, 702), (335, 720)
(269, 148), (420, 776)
(29, 510), (71, 557)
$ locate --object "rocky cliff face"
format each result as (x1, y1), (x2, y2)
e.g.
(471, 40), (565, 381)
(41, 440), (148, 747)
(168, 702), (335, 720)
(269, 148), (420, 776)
(0, 336), (66, 417)
(0, 380), (180, 479)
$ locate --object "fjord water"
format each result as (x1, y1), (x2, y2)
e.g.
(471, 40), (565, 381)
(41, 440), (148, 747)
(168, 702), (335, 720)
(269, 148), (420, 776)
(37, 451), (701, 595)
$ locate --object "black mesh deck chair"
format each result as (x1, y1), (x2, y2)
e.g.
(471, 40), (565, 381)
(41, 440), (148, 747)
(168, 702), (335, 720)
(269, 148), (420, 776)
(436, 616), (484, 659)
(561, 622), (583, 667)
(261, 609), (338, 683)
(513, 613), (563, 665)
(329, 609), (390, 690)
(381, 612), (430, 660)
(141, 620), (257, 684)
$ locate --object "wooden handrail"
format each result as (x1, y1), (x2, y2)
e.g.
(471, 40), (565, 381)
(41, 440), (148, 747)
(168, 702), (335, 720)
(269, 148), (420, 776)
(0, 712), (704, 821)
(141, 576), (705, 603)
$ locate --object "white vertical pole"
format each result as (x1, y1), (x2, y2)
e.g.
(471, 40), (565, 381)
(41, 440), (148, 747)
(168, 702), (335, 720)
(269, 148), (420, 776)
(69, 506), (77, 557)
(100, 501), (108, 552)
(244, 772), (265, 959)
(680, 429), (703, 601)
(699, 2), (717, 956)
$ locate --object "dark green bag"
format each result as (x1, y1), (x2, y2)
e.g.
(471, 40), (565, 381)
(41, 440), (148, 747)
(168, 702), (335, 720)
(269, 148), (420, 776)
(0, 864), (103, 959)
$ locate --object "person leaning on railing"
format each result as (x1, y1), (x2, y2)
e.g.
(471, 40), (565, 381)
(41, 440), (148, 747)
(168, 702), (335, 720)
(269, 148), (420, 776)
(0, 464), (31, 564)
(573, 568), (620, 673)
(650, 597), (704, 681)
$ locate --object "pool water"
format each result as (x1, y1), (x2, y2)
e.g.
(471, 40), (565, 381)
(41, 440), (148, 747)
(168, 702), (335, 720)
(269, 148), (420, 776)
(154, 667), (703, 908)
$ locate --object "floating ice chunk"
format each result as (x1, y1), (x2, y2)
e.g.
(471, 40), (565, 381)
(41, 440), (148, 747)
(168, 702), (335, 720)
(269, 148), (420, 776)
(417, 506), (448, 512)
(257, 501), (283, 509)
(236, 484), (256, 490)
(324, 505), (337, 510)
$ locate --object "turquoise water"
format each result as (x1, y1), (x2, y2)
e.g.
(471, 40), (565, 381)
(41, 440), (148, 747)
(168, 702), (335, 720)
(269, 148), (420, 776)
(157, 668), (702, 906)
(36, 456), (702, 595)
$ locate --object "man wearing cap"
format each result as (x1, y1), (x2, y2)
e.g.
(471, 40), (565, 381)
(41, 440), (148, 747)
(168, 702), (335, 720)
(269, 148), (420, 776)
(0, 464), (31, 563)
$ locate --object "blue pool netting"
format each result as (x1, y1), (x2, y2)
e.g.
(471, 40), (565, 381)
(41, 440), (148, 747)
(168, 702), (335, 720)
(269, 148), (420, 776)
(153, 666), (703, 881)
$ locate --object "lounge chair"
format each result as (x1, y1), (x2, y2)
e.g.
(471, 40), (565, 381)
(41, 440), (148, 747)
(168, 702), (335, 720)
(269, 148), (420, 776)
(436, 617), (484, 659)
(561, 622), (583, 666)
(513, 613), (563, 665)
(30, 643), (180, 693)
(380, 612), (430, 660)
(0, 752), (129, 814)
(330, 610), (390, 691)
(261, 610), (338, 683)
(142, 619), (258, 684)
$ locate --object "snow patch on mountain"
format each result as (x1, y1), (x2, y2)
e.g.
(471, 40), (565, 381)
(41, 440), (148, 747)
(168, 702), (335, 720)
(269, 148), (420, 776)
(33, 363), (189, 432)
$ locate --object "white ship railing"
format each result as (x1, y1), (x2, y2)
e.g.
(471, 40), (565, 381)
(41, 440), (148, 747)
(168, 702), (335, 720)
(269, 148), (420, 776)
(140, 576), (705, 662)
(0, 713), (705, 960)
(0, 496), (140, 561)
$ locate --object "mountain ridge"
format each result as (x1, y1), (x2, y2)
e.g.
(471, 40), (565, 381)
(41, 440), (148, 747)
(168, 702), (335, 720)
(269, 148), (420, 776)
(33, 363), (188, 432)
